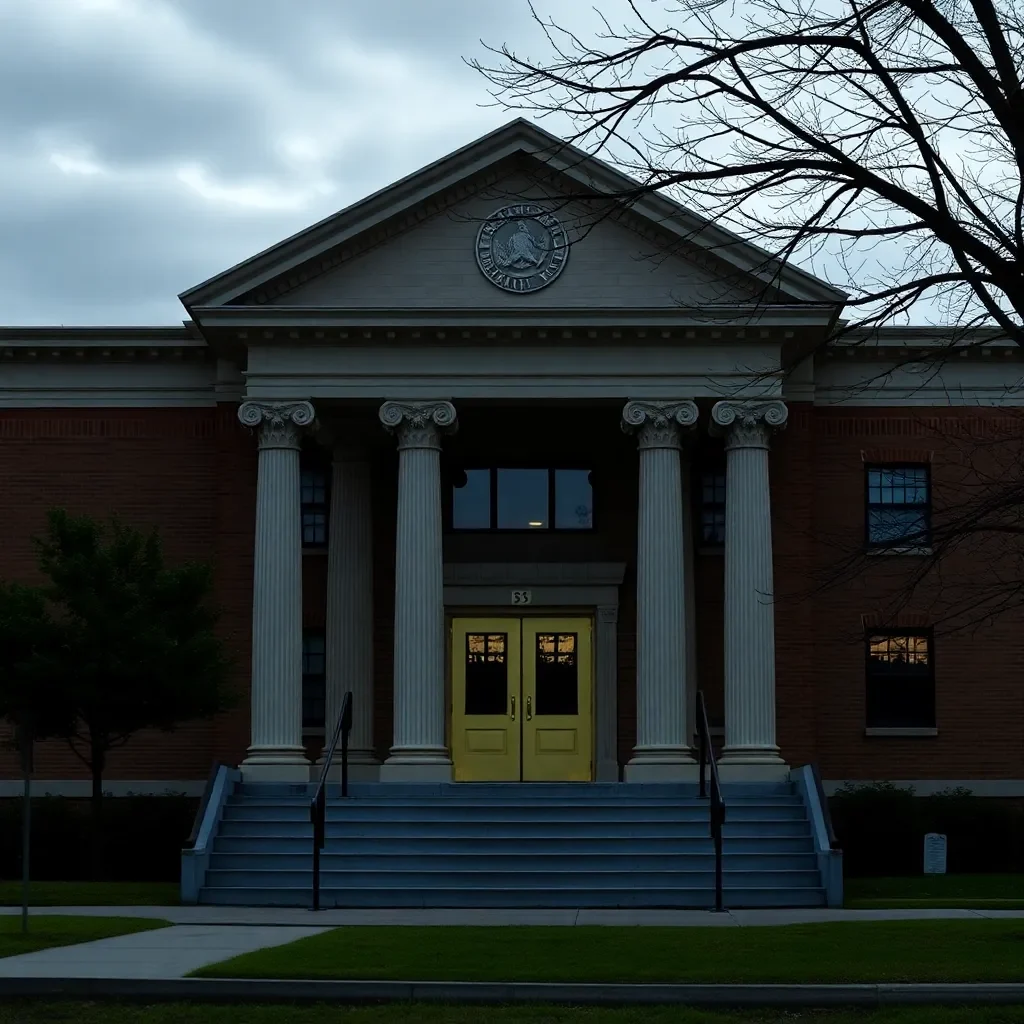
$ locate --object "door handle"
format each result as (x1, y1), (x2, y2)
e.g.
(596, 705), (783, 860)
(510, 695), (516, 721)
(526, 695), (533, 721)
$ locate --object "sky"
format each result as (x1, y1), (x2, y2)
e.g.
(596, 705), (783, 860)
(0, 0), (597, 326)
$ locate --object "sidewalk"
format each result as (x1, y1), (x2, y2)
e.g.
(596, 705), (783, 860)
(3, 904), (1024, 927)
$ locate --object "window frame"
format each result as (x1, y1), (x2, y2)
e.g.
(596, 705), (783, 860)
(697, 465), (727, 547)
(864, 628), (936, 730)
(300, 462), (330, 549)
(449, 465), (595, 532)
(864, 463), (932, 550)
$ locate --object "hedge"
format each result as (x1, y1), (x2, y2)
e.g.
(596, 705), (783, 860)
(0, 794), (199, 882)
(830, 782), (1024, 876)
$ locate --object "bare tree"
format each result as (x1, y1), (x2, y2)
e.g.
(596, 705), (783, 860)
(472, 0), (1023, 346)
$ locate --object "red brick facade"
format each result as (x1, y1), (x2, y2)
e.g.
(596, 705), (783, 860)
(2, 401), (1022, 786)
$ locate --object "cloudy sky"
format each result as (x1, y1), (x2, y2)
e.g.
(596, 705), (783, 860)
(0, 0), (600, 325)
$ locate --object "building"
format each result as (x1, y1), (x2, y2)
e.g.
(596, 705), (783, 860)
(3, 119), (1022, 809)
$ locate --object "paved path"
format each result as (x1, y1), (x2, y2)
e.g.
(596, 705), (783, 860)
(3, 904), (1024, 927)
(0, 924), (330, 979)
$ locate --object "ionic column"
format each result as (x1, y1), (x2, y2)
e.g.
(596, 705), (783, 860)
(711, 399), (789, 779)
(321, 445), (379, 780)
(622, 399), (699, 781)
(379, 400), (457, 781)
(237, 400), (315, 782)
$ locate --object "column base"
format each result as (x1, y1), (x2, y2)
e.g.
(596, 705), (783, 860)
(718, 749), (790, 783)
(624, 748), (698, 782)
(240, 746), (310, 783)
(380, 749), (453, 783)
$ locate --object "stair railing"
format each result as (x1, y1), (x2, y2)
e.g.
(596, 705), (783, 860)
(310, 691), (353, 912)
(696, 690), (727, 912)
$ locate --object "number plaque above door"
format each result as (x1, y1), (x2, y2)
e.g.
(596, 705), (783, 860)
(511, 590), (532, 605)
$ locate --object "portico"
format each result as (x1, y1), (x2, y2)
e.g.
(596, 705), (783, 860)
(176, 118), (844, 787)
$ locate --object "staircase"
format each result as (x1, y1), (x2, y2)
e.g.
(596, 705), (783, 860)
(196, 780), (829, 908)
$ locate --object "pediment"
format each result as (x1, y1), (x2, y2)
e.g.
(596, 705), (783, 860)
(180, 119), (845, 323)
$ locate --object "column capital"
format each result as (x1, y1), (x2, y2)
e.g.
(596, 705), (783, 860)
(380, 400), (458, 451)
(238, 400), (315, 450)
(621, 400), (699, 451)
(711, 400), (788, 451)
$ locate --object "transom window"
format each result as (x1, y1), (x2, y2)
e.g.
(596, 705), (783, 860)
(865, 632), (935, 729)
(866, 465), (931, 548)
(301, 467), (329, 547)
(452, 468), (593, 530)
(700, 469), (726, 545)
(302, 630), (326, 731)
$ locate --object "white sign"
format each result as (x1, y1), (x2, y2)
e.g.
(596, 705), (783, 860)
(511, 590), (533, 606)
(924, 833), (947, 874)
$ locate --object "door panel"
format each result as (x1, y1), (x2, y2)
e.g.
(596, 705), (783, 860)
(522, 618), (593, 782)
(451, 619), (521, 781)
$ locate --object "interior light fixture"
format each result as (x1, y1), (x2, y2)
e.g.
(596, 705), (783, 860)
(528, 521), (544, 527)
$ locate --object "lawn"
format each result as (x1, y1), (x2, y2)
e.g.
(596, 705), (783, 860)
(846, 874), (1024, 909)
(3, 1007), (1024, 1024)
(191, 920), (1024, 984)
(0, 881), (179, 906)
(0, 915), (169, 958)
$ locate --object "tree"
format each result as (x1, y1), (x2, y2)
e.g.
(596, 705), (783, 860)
(473, 1), (1024, 630)
(0, 580), (72, 930)
(473, 0), (1023, 345)
(30, 508), (236, 877)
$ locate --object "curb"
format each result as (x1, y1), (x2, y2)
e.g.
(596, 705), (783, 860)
(2, 978), (1024, 1006)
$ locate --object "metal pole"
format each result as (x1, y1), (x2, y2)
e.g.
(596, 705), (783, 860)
(714, 817), (724, 913)
(341, 728), (348, 799)
(21, 770), (30, 934)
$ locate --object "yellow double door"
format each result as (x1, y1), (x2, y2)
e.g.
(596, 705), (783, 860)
(451, 617), (593, 782)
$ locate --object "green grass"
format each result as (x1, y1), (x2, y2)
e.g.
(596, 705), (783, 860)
(0, 915), (169, 958)
(846, 874), (1024, 909)
(0, 881), (179, 906)
(191, 921), (1024, 984)
(3, 1007), (1024, 1024)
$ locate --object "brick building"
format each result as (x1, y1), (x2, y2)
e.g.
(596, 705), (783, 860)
(2, 118), (1022, 804)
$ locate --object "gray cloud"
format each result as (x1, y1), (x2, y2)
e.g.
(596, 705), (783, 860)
(0, 0), (569, 324)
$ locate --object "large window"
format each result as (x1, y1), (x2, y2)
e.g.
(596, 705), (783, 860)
(301, 466), (329, 547)
(866, 465), (931, 548)
(302, 630), (326, 731)
(452, 468), (593, 530)
(865, 632), (935, 728)
(699, 468), (726, 545)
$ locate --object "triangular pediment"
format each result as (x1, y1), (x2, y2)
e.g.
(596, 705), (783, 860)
(180, 119), (845, 320)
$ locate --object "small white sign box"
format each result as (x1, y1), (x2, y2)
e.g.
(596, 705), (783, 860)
(924, 833), (948, 874)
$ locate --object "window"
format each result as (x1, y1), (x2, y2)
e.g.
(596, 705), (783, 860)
(301, 467), (329, 546)
(866, 465), (931, 548)
(865, 632), (935, 728)
(451, 468), (593, 530)
(700, 469), (726, 545)
(302, 630), (326, 731)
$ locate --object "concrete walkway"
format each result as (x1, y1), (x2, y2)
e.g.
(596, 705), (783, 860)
(0, 924), (330, 979)
(3, 904), (1024, 927)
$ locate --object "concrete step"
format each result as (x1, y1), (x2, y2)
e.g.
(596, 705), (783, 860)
(211, 834), (816, 855)
(207, 851), (820, 871)
(198, 885), (827, 908)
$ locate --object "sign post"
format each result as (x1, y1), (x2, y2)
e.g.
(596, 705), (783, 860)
(923, 832), (948, 875)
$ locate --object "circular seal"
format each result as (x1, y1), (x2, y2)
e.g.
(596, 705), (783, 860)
(475, 204), (569, 294)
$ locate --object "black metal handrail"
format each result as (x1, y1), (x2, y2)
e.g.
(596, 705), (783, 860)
(810, 761), (840, 849)
(310, 691), (353, 912)
(696, 690), (727, 912)
(184, 761), (230, 850)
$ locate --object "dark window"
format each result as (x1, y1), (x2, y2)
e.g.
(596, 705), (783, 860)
(302, 630), (326, 730)
(465, 633), (508, 715)
(866, 632), (935, 728)
(700, 469), (726, 545)
(535, 632), (579, 715)
(866, 465), (931, 547)
(301, 467), (329, 547)
(451, 468), (593, 531)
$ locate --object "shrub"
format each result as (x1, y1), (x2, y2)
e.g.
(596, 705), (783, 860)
(830, 782), (1024, 876)
(0, 794), (199, 882)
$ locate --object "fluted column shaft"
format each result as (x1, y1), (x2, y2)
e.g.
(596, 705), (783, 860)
(711, 400), (788, 777)
(237, 400), (315, 782)
(622, 400), (698, 781)
(379, 400), (457, 781)
(322, 447), (378, 777)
